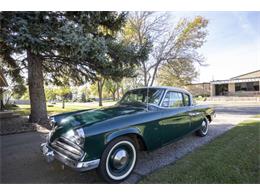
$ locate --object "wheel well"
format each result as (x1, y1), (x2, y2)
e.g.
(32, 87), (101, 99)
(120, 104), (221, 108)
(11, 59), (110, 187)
(114, 133), (147, 151)
(206, 115), (212, 122)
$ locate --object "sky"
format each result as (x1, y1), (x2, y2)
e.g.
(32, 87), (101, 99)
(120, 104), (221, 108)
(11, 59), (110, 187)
(170, 11), (259, 83)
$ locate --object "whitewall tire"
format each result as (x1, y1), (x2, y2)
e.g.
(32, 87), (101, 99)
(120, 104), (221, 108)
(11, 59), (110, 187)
(97, 136), (138, 183)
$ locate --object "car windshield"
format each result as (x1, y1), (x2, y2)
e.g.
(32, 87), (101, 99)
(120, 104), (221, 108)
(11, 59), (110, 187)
(119, 88), (165, 106)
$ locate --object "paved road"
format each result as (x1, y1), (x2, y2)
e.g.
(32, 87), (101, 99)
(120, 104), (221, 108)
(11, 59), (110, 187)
(1, 104), (259, 183)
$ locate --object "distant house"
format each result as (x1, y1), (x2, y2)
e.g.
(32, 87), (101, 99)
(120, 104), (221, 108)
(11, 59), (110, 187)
(210, 70), (260, 96)
(186, 70), (260, 97)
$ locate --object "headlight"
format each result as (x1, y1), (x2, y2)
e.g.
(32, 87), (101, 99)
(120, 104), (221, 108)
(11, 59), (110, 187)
(63, 128), (85, 147)
(49, 116), (57, 128)
(48, 130), (54, 140)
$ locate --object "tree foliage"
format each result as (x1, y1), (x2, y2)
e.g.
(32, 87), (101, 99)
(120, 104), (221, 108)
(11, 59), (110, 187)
(126, 12), (208, 86)
(157, 59), (199, 87)
(0, 12), (140, 84)
(0, 12), (146, 123)
(104, 79), (121, 101)
(45, 87), (57, 101)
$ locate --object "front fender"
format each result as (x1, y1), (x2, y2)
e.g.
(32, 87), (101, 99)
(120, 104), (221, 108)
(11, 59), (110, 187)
(105, 127), (143, 145)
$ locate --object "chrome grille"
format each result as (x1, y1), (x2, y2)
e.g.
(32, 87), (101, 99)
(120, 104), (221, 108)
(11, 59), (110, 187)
(51, 137), (84, 161)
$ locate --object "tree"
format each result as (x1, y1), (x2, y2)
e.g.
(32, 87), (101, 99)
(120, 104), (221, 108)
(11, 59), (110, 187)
(55, 86), (71, 109)
(45, 87), (57, 102)
(126, 12), (208, 86)
(12, 84), (27, 100)
(0, 59), (26, 106)
(93, 36), (148, 106)
(157, 59), (199, 87)
(0, 12), (142, 124)
(105, 79), (120, 101)
(0, 73), (26, 106)
(95, 76), (104, 106)
(4, 84), (27, 105)
(78, 86), (88, 102)
(80, 92), (87, 102)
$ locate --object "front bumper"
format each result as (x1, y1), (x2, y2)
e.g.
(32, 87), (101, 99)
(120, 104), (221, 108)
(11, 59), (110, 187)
(41, 143), (100, 172)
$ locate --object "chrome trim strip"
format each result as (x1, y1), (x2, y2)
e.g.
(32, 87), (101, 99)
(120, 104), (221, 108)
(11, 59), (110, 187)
(55, 140), (83, 156)
(51, 142), (82, 160)
(188, 112), (201, 116)
(41, 143), (100, 172)
(159, 89), (169, 107)
(59, 136), (83, 151)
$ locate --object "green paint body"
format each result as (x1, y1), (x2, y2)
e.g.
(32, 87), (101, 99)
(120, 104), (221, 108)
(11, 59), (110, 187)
(49, 87), (215, 162)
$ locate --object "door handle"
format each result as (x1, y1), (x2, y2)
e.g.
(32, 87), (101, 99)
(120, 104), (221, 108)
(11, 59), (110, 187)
(189, 112), (200, 116)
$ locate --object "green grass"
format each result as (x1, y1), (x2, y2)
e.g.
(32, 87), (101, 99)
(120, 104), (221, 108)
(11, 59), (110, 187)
(252, 115), (260, 118)
(10, 101), (116, 116)
(140, 119), (260, 184)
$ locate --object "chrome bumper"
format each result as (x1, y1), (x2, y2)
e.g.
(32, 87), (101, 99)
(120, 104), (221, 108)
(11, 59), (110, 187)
(41, 143), (100, 172)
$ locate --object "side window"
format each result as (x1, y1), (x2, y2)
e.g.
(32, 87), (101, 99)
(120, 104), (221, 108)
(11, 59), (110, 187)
(162, 91), (184, 108)
(183, 93), (190, 106)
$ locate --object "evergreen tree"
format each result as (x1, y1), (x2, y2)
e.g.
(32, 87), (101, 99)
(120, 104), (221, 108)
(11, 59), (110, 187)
(0, 12), (146, 124)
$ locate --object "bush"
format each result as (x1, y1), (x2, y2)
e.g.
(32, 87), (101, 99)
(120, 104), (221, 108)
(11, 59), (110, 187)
(4, 104), (19, 109)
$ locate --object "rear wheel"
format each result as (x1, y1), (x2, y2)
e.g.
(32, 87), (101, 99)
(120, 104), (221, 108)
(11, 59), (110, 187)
(196, 118), (209, 137)
(97, 136), (137, 183)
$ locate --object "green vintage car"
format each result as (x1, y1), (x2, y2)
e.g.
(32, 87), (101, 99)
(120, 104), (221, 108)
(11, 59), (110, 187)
(41, 86), (215, 183)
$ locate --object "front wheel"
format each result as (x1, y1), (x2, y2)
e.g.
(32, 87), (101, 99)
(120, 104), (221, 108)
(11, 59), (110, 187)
(97, 136), (137, 183)
(196, 118), (209, 137)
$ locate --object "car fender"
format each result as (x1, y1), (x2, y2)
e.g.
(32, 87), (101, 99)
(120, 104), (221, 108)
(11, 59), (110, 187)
(105, 127), (145, 146)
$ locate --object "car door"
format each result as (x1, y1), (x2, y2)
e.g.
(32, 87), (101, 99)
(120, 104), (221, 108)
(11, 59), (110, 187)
(188, 105), (204, 131)
(159, 91), (192, 145)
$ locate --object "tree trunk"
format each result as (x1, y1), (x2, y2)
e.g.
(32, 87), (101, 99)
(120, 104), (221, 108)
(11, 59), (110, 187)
(142, 62), (148, 86)
(149, 63), (160, 86)
(97, 80), (103, 107)
(116, 83), (120, 100)
(0, 88), (4, 110)
(112, 92), (116, 101)
(27, 50), (48, 125)
(120, 86), (124, 98)
(62, 99), (65, 109)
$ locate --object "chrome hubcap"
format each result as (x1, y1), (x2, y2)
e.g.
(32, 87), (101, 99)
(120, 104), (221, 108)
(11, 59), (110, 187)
(112, 149), (129, 169)
(201, 120), (207, 133)
(106, 140), (137, 180)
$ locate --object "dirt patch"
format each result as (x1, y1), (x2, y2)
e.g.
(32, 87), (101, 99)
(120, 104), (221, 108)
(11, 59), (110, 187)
(0, 117), (50, 135)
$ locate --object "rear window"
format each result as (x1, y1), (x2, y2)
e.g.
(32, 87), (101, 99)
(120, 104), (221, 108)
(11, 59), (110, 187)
(183, 93), (190, 106)
(162, 91), (184, 108)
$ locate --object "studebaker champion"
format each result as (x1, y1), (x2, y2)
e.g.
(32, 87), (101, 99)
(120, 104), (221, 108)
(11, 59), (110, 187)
(41, 86), (215, 183)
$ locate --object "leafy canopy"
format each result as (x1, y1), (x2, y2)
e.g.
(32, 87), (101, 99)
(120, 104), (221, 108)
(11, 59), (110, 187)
(0, 12), (146, 85)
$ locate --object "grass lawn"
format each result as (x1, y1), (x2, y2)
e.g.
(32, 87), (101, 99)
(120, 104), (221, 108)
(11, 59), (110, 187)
(140, 119), (260, 184)
(11, 101), (116, 116)
(252, 115), (260, 118)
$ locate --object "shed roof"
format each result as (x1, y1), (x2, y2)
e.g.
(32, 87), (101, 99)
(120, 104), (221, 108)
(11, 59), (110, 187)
(211, 70), (260, 84)
(231, 70), (260, 80)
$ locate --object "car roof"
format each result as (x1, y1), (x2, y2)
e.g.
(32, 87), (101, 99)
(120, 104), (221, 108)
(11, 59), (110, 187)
(128, 86), (192, 96)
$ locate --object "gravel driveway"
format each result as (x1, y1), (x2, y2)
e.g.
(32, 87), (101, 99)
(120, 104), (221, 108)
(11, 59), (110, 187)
(1, 104), (259, 184)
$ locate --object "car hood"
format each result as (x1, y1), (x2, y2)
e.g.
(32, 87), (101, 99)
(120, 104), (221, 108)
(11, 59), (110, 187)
(51, 105), (146, 138)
